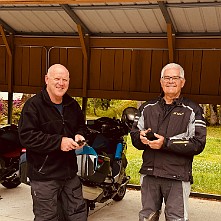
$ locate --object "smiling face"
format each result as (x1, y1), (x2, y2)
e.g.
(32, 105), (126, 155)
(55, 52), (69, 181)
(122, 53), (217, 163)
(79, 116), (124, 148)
(45, 64), (70, 104)
(160, 67), (185, 103)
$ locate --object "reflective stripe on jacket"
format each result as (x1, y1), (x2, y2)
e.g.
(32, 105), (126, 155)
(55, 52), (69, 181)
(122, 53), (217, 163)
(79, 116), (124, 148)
(130, 96), (206, 182)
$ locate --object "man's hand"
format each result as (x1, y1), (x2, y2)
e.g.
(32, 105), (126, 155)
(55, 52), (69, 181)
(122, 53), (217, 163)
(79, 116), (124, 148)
(140, 129), (150, 145)
(75, 134), (86, 149)
(60, 137), (80, 151)
(140, 129), (164, 149)
(147, 133), (164, 149)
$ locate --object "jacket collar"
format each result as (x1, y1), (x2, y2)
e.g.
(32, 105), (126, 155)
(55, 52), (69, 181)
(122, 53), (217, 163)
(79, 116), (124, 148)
(41, 85), (74, 106)
(158, 92), (184, 106)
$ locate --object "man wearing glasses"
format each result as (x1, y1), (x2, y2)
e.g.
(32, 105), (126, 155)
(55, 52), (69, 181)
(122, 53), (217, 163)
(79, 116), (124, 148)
(130, 63), (207, 221)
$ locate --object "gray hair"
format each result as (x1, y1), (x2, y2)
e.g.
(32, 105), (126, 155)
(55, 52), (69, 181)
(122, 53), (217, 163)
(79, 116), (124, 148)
(161, 63), (185, 78)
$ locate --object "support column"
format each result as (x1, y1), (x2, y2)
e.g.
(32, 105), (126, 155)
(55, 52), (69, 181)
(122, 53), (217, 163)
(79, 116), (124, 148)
(77, 24), (90, 120)
(167, 23), (175, 62)
(0, 25), (14, 124)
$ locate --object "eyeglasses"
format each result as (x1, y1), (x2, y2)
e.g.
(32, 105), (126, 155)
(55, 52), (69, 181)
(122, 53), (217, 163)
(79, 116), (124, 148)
(162, 76), (182, 82)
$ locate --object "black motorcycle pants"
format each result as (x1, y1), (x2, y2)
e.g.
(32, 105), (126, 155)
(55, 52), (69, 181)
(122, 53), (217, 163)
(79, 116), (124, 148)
(30, 175), (87, 221)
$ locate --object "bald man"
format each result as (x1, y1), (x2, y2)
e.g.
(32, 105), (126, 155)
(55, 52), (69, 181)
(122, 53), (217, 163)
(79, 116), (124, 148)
(18, 64), (87, 221)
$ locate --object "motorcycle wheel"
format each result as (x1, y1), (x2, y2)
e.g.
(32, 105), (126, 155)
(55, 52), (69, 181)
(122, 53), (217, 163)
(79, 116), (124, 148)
(113, 184), (127, 201)
(1, 176), (21, 189)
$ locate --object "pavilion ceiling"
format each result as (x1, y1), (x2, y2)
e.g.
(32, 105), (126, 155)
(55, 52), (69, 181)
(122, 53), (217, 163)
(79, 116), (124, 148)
(0, 1), (221, 37)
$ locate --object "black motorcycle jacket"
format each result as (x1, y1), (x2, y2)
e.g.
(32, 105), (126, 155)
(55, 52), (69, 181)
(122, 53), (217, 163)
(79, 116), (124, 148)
(18, 87), (87, 181)
(130, 95), (207, 182)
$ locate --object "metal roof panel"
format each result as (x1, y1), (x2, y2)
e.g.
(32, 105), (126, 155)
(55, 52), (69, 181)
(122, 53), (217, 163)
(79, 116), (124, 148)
(201, 7), (221, 32)
(0, 1), (221, 36)
(0, 9), (78, 33)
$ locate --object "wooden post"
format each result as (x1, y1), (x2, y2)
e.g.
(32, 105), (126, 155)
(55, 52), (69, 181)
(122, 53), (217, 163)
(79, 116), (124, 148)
(0, 25), (14, 124)
(167, 23), (175, 62)
(77, 24), (90, 119)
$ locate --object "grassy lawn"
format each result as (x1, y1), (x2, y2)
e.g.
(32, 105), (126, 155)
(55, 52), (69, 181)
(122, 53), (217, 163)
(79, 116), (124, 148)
(125, 126), (221, 195)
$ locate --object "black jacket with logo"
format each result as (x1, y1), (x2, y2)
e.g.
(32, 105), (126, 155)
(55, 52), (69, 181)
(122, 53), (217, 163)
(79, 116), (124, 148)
(18, 87), (86, 181)
(130, 95), (207, 182)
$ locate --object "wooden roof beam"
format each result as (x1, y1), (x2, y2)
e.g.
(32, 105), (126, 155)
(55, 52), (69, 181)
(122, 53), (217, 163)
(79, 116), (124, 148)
(158, 1), (175, 62)
(158, 1), (175, 32)
(60, 4), (91, 35)
(60, 2), (90, 98)
(0, 18), (15, 34)
(0, 25), (12, 60)
(0, 25), (13, 93)
(0, 0), (160, 4)
(77, 24), (89, 98)
(167, 23), (175, 62)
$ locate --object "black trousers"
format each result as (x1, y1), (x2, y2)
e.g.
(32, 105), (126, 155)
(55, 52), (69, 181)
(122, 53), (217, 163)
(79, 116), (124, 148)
(30, 175), (87, 221)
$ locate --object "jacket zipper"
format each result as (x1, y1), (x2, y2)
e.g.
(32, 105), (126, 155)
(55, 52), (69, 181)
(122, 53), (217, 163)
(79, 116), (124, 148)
(38, 155), (48, 174)
(159, 105), (178, 135)
(59, 105), (70, 178)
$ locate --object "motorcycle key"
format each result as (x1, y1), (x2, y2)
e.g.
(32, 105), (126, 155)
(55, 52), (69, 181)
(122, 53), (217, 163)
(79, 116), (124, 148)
(76, 140), (88, 145)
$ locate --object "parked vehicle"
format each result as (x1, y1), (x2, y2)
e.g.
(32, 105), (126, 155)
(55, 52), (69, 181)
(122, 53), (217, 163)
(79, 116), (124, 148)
(76, 107), (138, 212)
(0, 124), (22, 188)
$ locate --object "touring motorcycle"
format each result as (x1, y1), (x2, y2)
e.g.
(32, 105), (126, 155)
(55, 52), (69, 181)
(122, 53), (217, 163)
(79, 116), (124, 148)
(0, 124), (22, 188)
(75, 107), (138, 212)
(19, 107), (138, 213)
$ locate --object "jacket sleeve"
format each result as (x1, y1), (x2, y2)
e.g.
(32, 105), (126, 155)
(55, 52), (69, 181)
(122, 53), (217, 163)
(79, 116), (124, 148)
(130, 106), (147, 150)
(162, 104), (207, 157)
(18, 100), (62, 154)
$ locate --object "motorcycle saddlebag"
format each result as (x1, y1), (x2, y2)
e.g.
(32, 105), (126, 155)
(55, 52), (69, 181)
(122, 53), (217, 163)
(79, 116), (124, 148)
(0, 124), (21, 154)
(76, 146), (110, 183)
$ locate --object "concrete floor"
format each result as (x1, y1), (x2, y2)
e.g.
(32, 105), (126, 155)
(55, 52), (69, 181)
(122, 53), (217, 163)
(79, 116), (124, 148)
(0, 184), (220, 221)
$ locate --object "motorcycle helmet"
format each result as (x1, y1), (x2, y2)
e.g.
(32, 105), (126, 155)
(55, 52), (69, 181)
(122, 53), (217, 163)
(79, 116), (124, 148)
(121, 107), (139, 130)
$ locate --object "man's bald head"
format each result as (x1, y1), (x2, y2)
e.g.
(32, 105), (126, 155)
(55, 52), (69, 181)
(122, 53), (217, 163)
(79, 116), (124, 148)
(47, 64), (69, 78)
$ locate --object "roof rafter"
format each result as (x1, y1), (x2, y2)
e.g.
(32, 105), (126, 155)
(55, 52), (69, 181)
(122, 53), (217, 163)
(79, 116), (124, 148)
(2, 0), (220, 5)
(157, 1), (175, 62)
(13, 31), (221, 38)
(0, 18), (15, 34)
(158, 1), (175, 33)
(60, 4), (91, 34)
(1, 2), (220, 10)
(0, 0), (159, 4)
